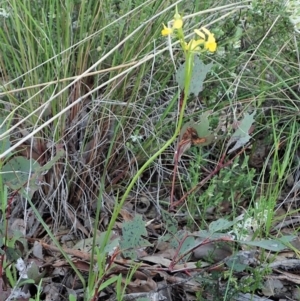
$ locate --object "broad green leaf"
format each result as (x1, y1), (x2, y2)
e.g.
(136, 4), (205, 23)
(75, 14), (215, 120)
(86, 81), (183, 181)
(241, 236), (296, 252)
(179, 236), (195, 254)
(180, 119), (211, 143)
(225, 254), (248, 272)
(196, 230), (231, 240)
(1, 150), (65, 195)
(120, 215), (152, 260)
(169, 230), (195, 262)
(6, 247), (21, 262)
(228, 111), (256, 154)
(176, 56), (213, 96)
(161, 209), (177, 235)
(69, 295), (77, 301)
(1, 156), (41, 190)
(73, 231), (119, 253)
(180, 112), (218, 148)
(195, 111), (212, 137)
(177, 235), (195, 262)
(26, 261), (46, 284)
(209, 218), (236, 233)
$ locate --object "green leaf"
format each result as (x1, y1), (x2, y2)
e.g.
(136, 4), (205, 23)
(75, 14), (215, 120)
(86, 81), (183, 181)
(209, 218), (236, 233)
(194, 111), (211, 137)
(180, 111), (218, 147)
(0, 117), (10, 154)
(6, 247), (21, 262)
(169, 231), (195, 262)
(1, 150), (65, 195)
(241, 236), (296, 252)
(161, 209), (177, 235)
(99, 275), (120, 291)
(178, 235), (195, 262)
(26, 261), (46, 284)
(1, 156), (41, 191)
(69, 295), (77, 301)
(176, 56), (213, 96)
(73, 231), (119, 254)
(120, 215), (152, 260)
(228, 111), (256, 154)
(225, 254), (248, 272)
(196, 230), (230, 240)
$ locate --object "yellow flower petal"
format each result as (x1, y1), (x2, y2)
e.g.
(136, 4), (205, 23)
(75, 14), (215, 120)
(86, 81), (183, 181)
(200, 27), (211, 36)
(194, 29), (205, 39)
(205, 33), (217, 52)
(193, 39), (205, 47)
(161, 24), (173, 36)
(205, 41), (217, 52)
(195, 27), (217, 52)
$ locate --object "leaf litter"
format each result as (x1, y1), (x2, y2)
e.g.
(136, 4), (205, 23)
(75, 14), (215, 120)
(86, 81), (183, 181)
(3, 107), (300, 301)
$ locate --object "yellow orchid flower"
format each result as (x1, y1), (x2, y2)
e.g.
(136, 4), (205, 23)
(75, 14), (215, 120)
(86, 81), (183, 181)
(173, 7), (183, 29)
(194, 27), (217, 52)
(161, 8), (217, 54)
(205, 34), (217, 52)
(161, 23), (173, 36)
(173, 18), (183, 29)
(161, 6), (183, 36)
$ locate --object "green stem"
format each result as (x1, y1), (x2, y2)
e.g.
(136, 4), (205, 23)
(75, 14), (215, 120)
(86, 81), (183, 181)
(170, 53), (194, 208)
(116, 52), (195, 210)
(101, 53), (195, 273)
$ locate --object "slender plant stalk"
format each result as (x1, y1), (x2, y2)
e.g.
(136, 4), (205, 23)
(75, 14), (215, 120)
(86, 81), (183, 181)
(116, 52), (195, 214)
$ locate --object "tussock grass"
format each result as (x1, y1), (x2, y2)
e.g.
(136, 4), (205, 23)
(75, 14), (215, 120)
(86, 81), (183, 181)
(0, 0), (177, 230)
